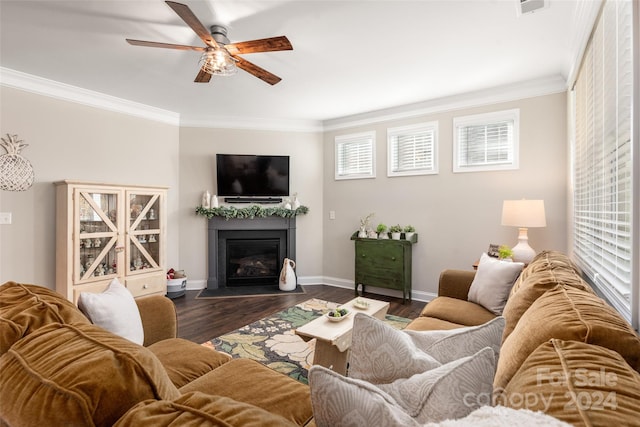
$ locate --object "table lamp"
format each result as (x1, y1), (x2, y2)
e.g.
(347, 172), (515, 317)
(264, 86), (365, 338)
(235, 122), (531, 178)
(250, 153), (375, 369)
(501, 199), (546, 264)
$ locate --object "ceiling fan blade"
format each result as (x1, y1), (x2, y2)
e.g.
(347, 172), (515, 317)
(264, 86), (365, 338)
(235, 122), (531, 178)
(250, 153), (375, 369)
(126, 39), (206, 51)
(234, 56), (282, 85)
(165, 1), (219, 49)
(194, 68), (212, 83)
(225, 36), (293, 55)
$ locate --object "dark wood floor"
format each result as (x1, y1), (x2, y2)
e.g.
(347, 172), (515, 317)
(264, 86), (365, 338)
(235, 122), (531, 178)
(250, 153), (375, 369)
(173, 285), (426, 343)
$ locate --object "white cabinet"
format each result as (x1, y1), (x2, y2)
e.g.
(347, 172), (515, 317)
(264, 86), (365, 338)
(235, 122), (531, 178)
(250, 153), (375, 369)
(55, 181), (167, 302)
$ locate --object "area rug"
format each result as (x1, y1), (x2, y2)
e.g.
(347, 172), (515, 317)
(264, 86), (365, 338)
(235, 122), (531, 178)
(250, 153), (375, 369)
(201, 298), (411, 384)
(196, 284), (306, 299)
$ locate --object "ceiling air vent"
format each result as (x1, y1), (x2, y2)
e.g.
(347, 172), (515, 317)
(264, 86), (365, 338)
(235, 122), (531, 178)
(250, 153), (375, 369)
(518, 0), (549, 16)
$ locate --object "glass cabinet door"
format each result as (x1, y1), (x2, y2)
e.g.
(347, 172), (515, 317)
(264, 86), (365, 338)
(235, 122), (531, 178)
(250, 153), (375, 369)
(127, 191), (162, 274)
(77, 190), (121, 282)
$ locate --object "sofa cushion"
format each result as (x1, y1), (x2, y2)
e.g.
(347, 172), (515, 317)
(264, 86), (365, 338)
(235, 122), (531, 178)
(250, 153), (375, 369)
(404, 316), (505, 364)
(467, 253), (524, 315)
(0, 322), (180, 427)
(348, 313), (441, 384)
(404, 316), (466, 331)
(494, 285), (640, 391)
(0, 281), (89, 354)
(148, 338), (231, 388)
(309, 347), (495, 425)
(78, 278), (144, 344)
(377, 347), (495, 423)
(419, 296), (497, 327)
(502, 269), (594, 341)
(309, 365), (420, 427)
(179, 358), (313, 426)
(114, 392), (299, 427)
(499, 339), (640, 426)
(510, 250), (582, 293)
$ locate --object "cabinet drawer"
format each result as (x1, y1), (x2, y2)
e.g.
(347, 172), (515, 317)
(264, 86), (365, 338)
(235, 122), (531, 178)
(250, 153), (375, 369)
(126, 274), (166, 297)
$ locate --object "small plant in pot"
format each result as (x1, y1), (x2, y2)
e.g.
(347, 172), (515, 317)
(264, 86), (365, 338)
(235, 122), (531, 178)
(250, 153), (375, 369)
(403, 225), (416, 240)
(389, 224), (402, 240)
(376, 223), (389, 239)
(498, 245), (514, 260)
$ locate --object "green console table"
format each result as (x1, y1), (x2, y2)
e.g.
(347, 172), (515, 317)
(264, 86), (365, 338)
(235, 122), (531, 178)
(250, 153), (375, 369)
(351, 232), (417, 303)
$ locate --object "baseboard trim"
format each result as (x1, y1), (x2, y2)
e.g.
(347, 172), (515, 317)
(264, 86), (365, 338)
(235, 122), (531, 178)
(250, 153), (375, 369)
(183, 275), (436, 302)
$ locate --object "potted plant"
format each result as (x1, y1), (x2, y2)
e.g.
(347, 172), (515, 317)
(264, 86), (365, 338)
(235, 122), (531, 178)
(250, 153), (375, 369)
(389, 224), (402, 240)
(498, 245), (514, 260)
(403, 225), (416, 240)
(376, 223), (388, 239)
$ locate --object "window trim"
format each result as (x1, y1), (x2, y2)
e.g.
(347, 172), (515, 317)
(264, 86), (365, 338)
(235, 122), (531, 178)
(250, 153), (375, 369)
(452, 109), (520, 173)
(387, 121), (439, 177)
(334, 131), (376, 180)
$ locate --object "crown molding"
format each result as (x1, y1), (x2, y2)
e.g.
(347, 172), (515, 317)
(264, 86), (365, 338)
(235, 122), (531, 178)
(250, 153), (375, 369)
(322, 74), (568, 132)
(179, 114), (324, 133)
(0, 67), (180, 126)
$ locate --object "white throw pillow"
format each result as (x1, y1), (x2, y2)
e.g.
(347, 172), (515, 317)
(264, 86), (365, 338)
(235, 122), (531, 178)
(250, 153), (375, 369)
(348, 313), (442, 384)
(468, 253), (524, 315)
(404, 316), (505, 364)
(377, 347), (495, 423)
(348, 313), (504, 384)
(78, 278), (144, 345)
(309, 348), (495, 426)
(309, 365), (421, 427)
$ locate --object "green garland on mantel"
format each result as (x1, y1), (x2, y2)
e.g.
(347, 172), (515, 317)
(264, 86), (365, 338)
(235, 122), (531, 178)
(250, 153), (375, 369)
(196, 205), (309, 220)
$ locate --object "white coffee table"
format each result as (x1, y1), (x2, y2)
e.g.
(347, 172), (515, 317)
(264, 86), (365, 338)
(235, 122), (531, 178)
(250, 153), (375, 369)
(295, 297), (389, 375)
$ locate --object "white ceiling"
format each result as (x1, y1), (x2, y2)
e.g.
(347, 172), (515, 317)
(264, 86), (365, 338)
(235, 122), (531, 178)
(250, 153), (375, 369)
(0, 0), (597, 129)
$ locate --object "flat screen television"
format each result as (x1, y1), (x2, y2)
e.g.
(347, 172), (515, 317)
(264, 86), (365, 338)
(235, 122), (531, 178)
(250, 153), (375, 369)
(216, 154), (290, 197)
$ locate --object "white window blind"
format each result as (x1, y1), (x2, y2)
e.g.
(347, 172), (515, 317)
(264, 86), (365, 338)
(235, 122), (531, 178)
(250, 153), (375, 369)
(571, 0), (634, 322)
(335, 131), (375, 180)
(388, 122), (438, 177)
(453, 109), (519, 173)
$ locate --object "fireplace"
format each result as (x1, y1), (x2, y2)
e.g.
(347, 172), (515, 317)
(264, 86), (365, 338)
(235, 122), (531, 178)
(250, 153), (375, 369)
(208, 217), (296, 290)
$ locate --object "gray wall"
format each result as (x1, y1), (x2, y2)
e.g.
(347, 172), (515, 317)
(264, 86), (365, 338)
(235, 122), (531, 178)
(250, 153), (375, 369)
(0, 86), (180, 286)
(322, 92), (567, 299)
(177, 126), (324, 288)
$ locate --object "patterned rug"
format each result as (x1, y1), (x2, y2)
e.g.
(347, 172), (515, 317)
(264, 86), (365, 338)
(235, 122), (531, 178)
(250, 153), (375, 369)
(201, 298), (411, 384)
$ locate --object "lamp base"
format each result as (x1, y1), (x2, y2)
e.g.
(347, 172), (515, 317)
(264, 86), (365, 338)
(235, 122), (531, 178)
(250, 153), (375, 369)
(511, 227), (536, 264)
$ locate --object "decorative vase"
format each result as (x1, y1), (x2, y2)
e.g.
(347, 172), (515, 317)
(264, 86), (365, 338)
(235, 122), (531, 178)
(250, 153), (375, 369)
(358, 228), (367, 238)
(378, 232), (389, 239)
(292, 194), (301, 209)
(211, 194), (219, 208)
(279, 258), (297, 291)
(202, 191), (211, 208)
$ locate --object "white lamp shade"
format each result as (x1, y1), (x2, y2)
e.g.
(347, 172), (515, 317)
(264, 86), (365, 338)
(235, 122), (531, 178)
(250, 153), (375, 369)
(501, 199), (546, 228)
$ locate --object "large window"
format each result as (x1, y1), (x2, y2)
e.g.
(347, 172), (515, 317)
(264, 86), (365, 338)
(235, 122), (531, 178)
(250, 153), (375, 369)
(571, 0), (636, 327)
(453, 109), (519, 173)
(335, 131), (375, 180)
(387, 122), (438, 177)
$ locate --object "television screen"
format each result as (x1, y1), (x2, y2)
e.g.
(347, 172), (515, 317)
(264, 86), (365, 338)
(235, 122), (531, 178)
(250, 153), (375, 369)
(216, 154), (290, 197)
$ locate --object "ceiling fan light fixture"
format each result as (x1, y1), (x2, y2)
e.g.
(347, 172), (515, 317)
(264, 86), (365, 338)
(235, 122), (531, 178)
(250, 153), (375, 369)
(199, 48), (237, 76)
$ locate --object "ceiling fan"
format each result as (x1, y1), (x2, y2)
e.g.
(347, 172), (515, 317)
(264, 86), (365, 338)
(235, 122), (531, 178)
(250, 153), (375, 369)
(126, 1), (292, 85)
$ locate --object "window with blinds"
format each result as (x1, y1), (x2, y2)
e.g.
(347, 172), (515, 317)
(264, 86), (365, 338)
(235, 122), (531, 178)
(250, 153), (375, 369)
(387, 122), (438, 177)
(453, 109), (520, 173)
(571, 0), (634, 324)
(335, 131), (376, 180)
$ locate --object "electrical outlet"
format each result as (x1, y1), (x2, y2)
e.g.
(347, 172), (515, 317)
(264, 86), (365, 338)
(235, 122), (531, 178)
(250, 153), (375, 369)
(0, 212), (12, 225)
(329, 210), (336, 220)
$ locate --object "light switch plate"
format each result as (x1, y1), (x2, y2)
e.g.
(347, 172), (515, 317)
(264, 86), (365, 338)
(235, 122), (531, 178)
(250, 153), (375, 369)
(0, 212), (12, 225)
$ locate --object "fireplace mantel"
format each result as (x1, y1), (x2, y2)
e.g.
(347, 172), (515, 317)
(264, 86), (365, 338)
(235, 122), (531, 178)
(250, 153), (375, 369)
(207, 216), (296, 290)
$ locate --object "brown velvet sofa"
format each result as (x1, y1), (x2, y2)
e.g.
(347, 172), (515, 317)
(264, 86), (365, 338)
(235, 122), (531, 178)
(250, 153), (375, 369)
(405, 250), (640, 426)
(0, 281), (314, 426)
